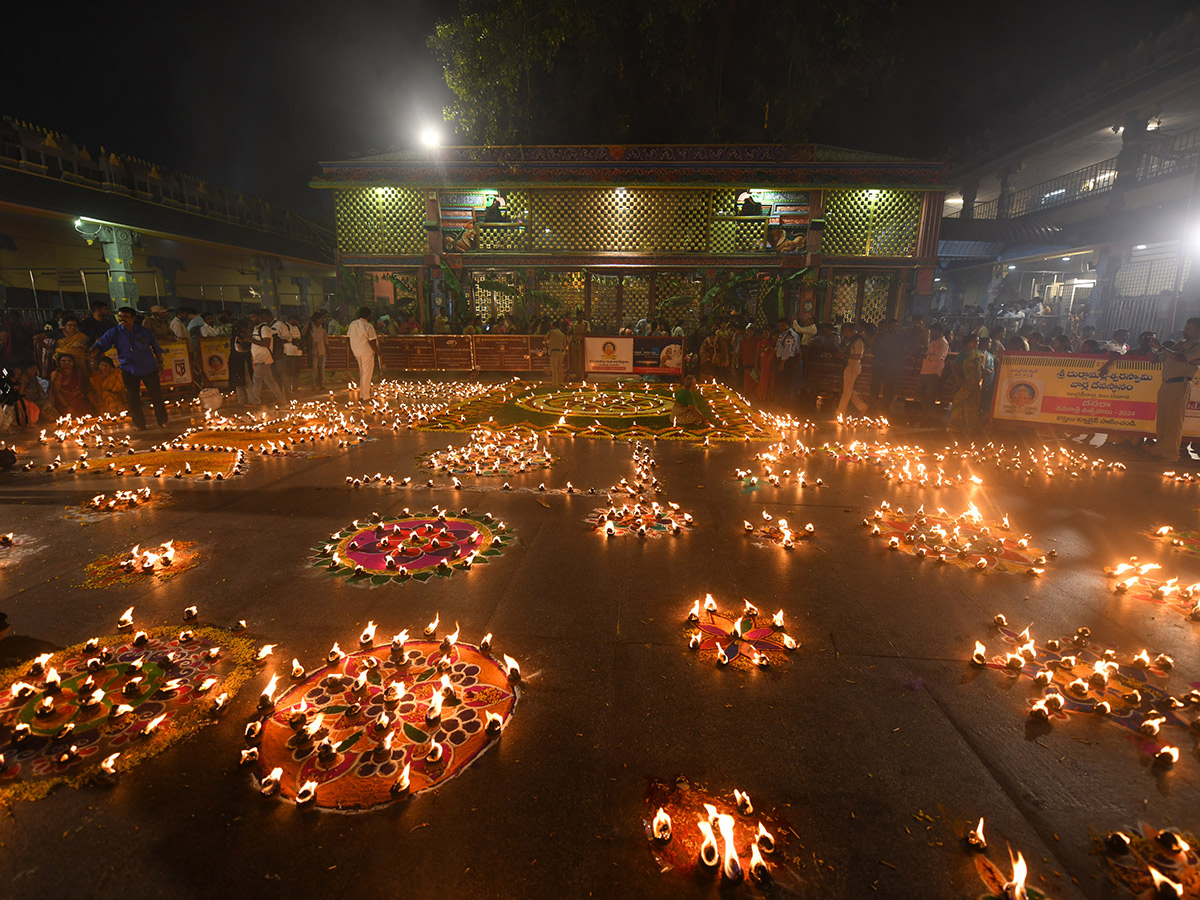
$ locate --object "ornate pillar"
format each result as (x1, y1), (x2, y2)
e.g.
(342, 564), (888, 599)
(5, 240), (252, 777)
(74, 218), (140, 304)
(291, 276), (312, 313)
(959, 181), (978, 220)
(252, 256), (280, 310)
(996, 170), (1014, 220)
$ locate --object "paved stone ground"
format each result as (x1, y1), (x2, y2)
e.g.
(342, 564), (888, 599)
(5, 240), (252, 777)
(0, 386), (1196, 899)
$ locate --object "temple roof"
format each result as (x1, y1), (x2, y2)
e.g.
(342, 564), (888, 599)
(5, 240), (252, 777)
(313, 144), (946, 189)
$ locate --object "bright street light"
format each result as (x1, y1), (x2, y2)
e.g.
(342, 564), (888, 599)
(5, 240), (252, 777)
(419, 126), (441, 149)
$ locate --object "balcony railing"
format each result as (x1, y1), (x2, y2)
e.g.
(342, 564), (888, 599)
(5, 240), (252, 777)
(947, 124), (1200, 220)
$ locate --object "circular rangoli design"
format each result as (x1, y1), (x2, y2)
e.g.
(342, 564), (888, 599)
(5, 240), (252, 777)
(515, 385), (673, 418)
(313, 511), (512, 585)
(867, 505), (1051, 575)
(0, 626), (256, 803)
(684, 600), (799, 670)
(255, 641), (517, 809)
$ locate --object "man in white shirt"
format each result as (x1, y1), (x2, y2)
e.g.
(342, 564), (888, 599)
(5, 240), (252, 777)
(347, 306), (381, 401)
(169, 309), (191, 346)
(274, 312), (304, 396)
(250, 311), (285, 406)
(918, 323), (949, 419)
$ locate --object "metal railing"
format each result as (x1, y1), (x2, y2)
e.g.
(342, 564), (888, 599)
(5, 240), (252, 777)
(1, 117), (335, 257)
(947, 124), (1200, 220)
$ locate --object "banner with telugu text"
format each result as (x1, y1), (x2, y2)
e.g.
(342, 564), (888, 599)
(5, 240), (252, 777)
(991, 352), (1200, 437)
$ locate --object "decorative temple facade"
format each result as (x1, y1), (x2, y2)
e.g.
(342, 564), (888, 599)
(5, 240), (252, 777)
(312, 144), (946, 330)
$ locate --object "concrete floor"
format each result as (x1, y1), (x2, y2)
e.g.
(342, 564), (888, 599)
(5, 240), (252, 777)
(0, 389), (1197, 900)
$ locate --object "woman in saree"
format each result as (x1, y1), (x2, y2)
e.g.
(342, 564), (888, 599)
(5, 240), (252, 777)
(949, 334), (984, 431)
(56, 315), (92, 390)
(756, 326), (777, 402)
(49, 353), (95, 417)
(91, 356), (127, 415)
(741, 326), (760, 396)
(671, 375), (711, 427)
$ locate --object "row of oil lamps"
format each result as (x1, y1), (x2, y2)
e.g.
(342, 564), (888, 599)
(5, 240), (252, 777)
(966, 816), (1189, 900)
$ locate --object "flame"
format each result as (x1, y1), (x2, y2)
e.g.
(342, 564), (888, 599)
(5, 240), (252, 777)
(257, 644), (276, 661)
(396, 762), (411, 791)
(261, 674), (279, 702)
(749, 841), (768, 878)
(1137, 563), (1161, 575)
(1156, 525), (1173, 535)
(100, 752), (120, 774)
(1149, 867), (1183, 896)
(503, 654), (521, 678)
(142, 713), (166, 734)
(305, 713), (325, 739)
(426, 690), (443, 719)
(717, 814), (742, 880)
(697, 820), (719, 866)
(446, 623), (460, 646)
(756, 821), (774, 851)
(704, 593), (717, 611)
(652, 807), (672, 840)
(426, 612), (440, 635)
(118, 606), (134, 625)
(361, 621), (377, 643)
(1004, 850), (1028, 900)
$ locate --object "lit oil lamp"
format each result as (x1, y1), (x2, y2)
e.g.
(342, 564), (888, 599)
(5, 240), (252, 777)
(697, 820), (720, 868)
(139, 713), (166, 738)
(1149, 866), (1185, 899)
(117, 606), (135, 630)
(970, 642), (987, 666)
(965, 817), (986, 851)
(734, 789), (753, 815)
(1154, 745), (1180, 767)
(503, 654), (521, 682)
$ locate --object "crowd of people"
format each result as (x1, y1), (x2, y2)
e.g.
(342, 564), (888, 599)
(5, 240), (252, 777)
(0, 295), (1190, 443)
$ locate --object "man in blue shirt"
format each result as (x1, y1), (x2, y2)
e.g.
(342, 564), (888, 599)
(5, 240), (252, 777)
(90, 307), (169, 430)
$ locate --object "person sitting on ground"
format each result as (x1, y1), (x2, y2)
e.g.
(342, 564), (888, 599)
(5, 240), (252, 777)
(671, 375), (711, 427)
(49, 353), (94, 417)
(91, 356), (126, 415)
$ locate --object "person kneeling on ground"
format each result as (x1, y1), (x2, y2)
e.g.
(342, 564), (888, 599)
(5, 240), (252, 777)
(672, 375), (711, 427)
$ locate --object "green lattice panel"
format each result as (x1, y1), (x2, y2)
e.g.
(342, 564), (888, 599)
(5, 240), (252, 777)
(861, 277), (891, 324)
(379, 188), (427, 255)
(590, 274), (620, 331)
(539, 272), (586, 316)
(530, 189), (708, 253)
(655, 273), (702, 331)
(470, 271), (520, 320)
(831, 278), (857, 321)
(335, 188), (426, 255)
(335, 189), (380, 254)
(822, 190), (921, 258)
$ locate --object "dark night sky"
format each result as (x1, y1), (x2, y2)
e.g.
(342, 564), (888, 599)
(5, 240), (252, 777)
(4, 0), (1197, 221)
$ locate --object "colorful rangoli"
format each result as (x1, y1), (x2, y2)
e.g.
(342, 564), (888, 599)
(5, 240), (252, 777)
(1104, 561), (1200, 624)
(409, 380), (776, 442)
(684, 600), (799, 670)
(254, 640), (517, 809)
(0, 626), (256, 803)
(1092, 822), (1199, 898)
(867, 504), (1050, 575)
(79, 540), (200, 590)
(977, 626), (1198, 753)
(312, 511), (512, 586)
(644, 776), (793, 885)
(1146, 525), (1200, 560)
(418, 426), (554, 478)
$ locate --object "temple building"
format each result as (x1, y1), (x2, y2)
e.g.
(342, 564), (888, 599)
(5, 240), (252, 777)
(311, 144), (946, 330)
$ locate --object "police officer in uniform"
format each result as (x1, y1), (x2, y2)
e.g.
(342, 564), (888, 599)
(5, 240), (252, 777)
(1152, 317), (1200, 461)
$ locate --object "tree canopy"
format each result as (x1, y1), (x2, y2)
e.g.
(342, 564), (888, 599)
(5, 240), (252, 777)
(427, 0), (900, 145)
